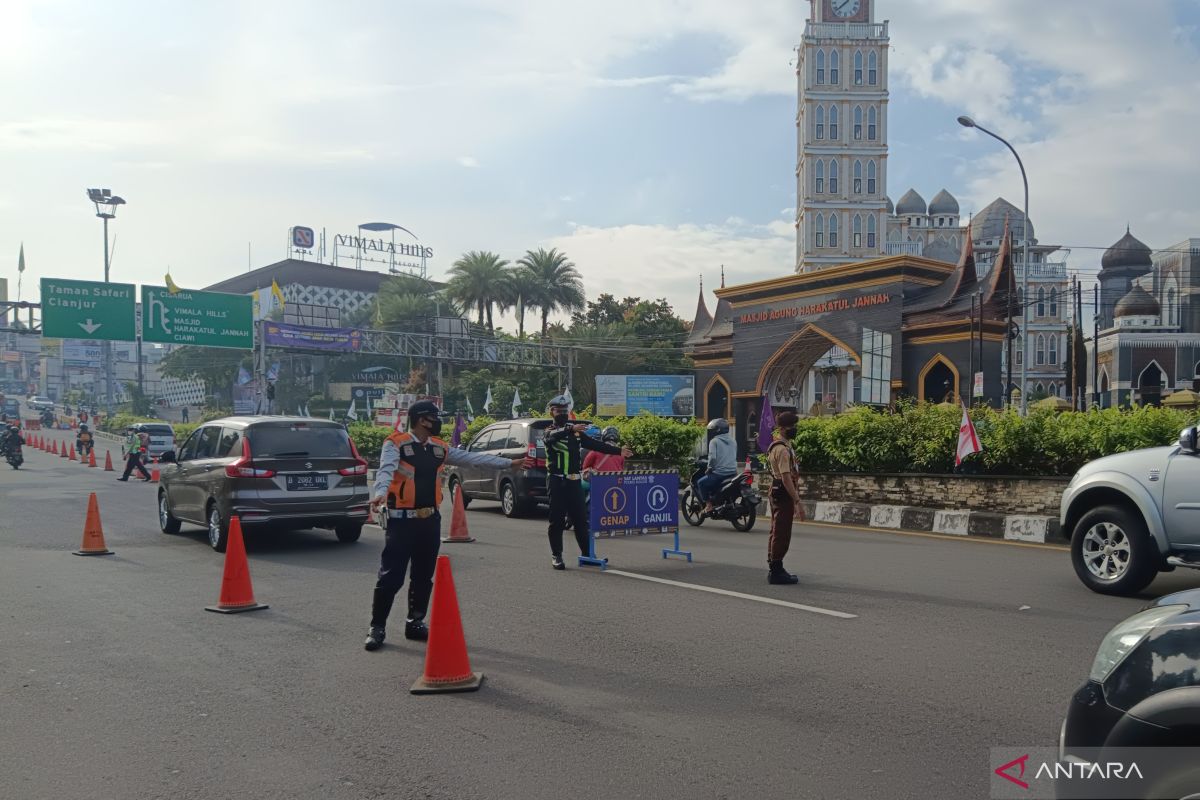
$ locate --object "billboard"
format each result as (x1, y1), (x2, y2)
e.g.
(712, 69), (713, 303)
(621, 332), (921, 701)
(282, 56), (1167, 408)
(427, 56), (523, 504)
(63, 341), (102, 367)
(595, 375), (695, 418)
(263, 321), (363, 352)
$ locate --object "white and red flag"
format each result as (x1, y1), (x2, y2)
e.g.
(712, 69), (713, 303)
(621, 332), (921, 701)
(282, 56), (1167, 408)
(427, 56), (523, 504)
(956, 402), (982, 466)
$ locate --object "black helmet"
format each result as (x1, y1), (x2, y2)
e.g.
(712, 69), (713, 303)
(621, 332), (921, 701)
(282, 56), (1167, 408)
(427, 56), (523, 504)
(601, 426), (620, 444)
(706, 417), (730, 434)
(407, 399), (441, 422)
(546, 394), (570, 412)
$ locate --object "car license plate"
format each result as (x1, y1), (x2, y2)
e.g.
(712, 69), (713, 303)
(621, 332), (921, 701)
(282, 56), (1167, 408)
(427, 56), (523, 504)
(286, 474), (328, 492)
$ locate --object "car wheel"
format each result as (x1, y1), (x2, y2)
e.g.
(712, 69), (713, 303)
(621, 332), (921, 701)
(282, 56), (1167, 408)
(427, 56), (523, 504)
(335, 521), (363, 543)
(158, 489), (181, 534)
(1071, 505), (1158, 596)
(500, 481), (524, 518)
(206, 501), (229, 553)
(449, 477), (470, 508)
(681, 489), (705, 527)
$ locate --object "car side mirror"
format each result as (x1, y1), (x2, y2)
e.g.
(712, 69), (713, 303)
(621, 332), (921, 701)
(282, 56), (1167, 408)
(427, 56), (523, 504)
(1179, 427), (1198, 455)
(159, 451), (177, 464)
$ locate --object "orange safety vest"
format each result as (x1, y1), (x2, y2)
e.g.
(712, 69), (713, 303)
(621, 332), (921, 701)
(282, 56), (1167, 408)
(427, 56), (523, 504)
(385, 431), (450, 509)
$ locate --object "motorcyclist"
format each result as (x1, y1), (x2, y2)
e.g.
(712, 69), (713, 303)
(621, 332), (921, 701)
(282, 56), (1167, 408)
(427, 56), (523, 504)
(76, 423), (94, 457)
(1, 423), (24, 460)
(583, 427), (626, 477)
(698, 418), (737, 516)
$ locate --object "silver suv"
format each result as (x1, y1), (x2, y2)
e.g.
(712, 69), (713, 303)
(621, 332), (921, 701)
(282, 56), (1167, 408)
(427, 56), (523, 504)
(1061, 425), (1200, 595)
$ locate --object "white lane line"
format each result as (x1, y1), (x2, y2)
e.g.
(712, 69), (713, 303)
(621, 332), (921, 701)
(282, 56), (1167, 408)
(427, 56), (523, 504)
(604, 569), (858, 619)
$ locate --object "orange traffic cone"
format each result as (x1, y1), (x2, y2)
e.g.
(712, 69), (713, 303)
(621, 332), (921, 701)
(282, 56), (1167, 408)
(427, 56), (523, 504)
(442, 486), (475, 543)
(743, 457), (753, 478)
(88, 449), (97, 468)
(150, 467), (160, 482)
(205, 516), (268, 614)
(51, 440), (58, 455)
(73, 492), (114, 556)
(411, 555), (483, 694)
(60, 441), (68, 459)
(68, 444), (77, 461)
(104, 450), (114, 471)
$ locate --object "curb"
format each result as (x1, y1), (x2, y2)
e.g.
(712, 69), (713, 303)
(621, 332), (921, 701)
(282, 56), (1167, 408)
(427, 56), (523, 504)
(761, 497), (1065, 545)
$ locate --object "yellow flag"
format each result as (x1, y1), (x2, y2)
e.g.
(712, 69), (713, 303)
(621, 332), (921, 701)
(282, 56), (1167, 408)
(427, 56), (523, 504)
(271, 278), (285, 308)
(165, 272), (182, 294)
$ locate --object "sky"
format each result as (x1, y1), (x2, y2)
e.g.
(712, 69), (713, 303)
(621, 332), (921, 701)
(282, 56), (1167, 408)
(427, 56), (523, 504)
(3, 0), (1199, 330)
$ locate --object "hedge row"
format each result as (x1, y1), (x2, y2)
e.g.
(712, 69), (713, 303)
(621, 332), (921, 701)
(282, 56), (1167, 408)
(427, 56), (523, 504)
(790, 402), (1198, 477)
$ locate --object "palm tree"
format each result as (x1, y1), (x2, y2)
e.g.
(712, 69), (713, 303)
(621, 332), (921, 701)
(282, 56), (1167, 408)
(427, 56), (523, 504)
(505, 268), (541, 339)
(446, 251), (511, 331)
(517, 247), (585, 336)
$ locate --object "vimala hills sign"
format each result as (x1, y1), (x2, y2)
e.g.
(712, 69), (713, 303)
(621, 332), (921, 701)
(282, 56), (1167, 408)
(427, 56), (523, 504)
(141, 286), (253, 349)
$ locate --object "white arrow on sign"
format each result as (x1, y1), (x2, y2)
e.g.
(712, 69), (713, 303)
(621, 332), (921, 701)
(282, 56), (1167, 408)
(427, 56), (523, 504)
(78, 319), (103, 335)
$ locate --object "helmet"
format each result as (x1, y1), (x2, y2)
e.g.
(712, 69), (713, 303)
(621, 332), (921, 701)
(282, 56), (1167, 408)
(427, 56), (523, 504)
(407, 399), (441, 422)
(79, 423), (88, 431)
(585, 425), (601, 439)
(546, 394), (570, 412)
(706, 417), (730, 434)
(601, 426), (620, 444)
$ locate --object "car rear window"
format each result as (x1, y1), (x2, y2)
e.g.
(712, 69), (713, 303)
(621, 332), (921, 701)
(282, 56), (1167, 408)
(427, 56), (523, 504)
(139, 424), (175, 436)
(247, 423), (352, 458)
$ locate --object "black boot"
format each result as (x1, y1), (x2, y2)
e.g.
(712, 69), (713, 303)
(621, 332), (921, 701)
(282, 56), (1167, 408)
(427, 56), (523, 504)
(364, 626), (386, 651)
(551, 554), (566, 570)
(768, 560), (799, 585)
(404, 618), (429, 641)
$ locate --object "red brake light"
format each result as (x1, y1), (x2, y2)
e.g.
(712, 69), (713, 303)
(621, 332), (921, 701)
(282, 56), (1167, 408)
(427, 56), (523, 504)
(340, 439), (369, 476)
(527, 443), (546, 469)
(225, 437), (276, 478)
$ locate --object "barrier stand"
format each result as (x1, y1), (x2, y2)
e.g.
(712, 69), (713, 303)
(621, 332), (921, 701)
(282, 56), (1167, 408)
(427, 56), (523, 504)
(577, 523), (608, 570)
(661, 524), (692, 562)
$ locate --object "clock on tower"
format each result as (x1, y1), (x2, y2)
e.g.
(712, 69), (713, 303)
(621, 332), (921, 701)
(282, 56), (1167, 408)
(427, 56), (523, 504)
(822, 0), (869, 23)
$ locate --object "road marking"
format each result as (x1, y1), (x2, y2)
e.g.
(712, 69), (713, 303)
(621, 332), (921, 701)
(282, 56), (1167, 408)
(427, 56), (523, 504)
(800, 520), (1070, 552)
(605, 569), (857, 619)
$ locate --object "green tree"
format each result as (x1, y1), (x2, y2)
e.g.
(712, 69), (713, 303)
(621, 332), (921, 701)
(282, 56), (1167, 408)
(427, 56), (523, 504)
(517, 247), (585, 336)
(447, 251), (512, 332)
(158, 346), (250, 407)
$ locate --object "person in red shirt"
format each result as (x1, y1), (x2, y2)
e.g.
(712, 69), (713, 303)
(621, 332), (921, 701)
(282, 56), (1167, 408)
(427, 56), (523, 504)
(582, 427), (626, 476)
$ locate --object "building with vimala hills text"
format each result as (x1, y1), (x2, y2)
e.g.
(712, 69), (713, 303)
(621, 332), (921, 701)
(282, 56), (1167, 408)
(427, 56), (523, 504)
(687, 227), (1018, 459)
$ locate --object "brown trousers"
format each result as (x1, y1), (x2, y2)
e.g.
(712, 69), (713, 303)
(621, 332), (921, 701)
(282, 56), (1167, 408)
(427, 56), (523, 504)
(768, 481), (794, 562)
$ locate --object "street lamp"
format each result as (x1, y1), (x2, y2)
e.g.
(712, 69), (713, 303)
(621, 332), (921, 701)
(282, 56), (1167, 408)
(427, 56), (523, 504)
(956, 115), (1031, 414)
(87, 188), (126, 415)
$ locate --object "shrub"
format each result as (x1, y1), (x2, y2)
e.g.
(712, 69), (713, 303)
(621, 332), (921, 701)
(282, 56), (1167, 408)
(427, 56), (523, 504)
(612, 413), (702, 474)
(348, 424), (391, 466)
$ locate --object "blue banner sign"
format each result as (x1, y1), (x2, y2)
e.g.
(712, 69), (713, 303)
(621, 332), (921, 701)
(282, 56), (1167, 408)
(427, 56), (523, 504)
(595, 375), (694, 418)
(589, 471), (679, 538)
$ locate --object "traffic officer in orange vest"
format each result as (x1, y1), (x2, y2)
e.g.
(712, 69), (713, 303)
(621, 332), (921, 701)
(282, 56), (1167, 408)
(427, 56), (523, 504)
(364, 400), (528, 651)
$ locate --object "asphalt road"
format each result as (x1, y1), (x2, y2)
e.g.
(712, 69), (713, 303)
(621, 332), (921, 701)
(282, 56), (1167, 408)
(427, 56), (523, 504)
(3, 433), (1199, 800)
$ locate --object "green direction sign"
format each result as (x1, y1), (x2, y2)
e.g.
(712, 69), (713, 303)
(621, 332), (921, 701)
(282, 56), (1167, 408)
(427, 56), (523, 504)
(141, 286), (254, 349)
(40, 277), (137, 341)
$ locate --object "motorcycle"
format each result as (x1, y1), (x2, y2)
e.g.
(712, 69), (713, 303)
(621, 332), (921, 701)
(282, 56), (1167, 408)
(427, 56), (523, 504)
(680, 457), (758, 531)
(1, 432), (24, 470)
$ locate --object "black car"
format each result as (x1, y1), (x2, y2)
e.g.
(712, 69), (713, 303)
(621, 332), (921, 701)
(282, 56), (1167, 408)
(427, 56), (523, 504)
(447, 418), (583, 518)
(1057, 589), (1200, 797)
(158, 416), (370, 551)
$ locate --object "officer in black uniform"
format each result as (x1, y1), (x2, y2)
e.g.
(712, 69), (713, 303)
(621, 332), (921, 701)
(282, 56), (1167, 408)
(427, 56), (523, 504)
(365, 400), (525, 651)
(543, 394), (633, 570)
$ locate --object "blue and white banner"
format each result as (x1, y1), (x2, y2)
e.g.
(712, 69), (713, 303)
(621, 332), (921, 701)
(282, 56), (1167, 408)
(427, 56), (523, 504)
(588, 471), (679, 538)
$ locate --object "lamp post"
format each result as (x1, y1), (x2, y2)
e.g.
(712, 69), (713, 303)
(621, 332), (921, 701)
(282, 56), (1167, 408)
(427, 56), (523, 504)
(957, 116), (1031, 414)
(87, 188), (126, 416)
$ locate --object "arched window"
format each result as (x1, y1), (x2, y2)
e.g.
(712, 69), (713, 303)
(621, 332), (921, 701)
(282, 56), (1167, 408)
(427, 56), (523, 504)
(814, 159), (824, 194)
(1049, 334), (1058, 365)
(829, 105), (839, 140)
(854, 106), (863, 140)
(1036, 287), (1046, 317)
(829, 213), (839, 248)
(868, 106), (877, 140)
(1035, 382), (1045, 396)
(854, 51), (864, 85)
(867, 160), (877, 194)
(1036, 334), (1046, 365)
(853, 214), (863, 247)
(815, 50), (826, 84)
(815, 105), (825, 140)
(1165, 281), (1179, 326)
(814, 213), (824, 248)
(1015, 335), (1024, 365)
(1049, 288), (1058, 318)
(1047, 382), (1057, 398)
(853, 159), (863, 193)
(867, 215), (877, 248)
(829, 159), (839, 194)
(868, 50), (878, 85)
(830, 50), (840, 84)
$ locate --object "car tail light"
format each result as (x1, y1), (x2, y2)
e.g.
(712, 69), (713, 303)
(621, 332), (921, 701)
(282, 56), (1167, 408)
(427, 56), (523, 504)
(225, 438), (276, 478)
(527, 443), (546, 469)
(340, 440), (369, 476)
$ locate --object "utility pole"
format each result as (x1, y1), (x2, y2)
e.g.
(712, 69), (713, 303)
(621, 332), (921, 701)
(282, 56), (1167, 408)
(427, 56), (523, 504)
(969, 294), (976, 401)
(1092, 284), (1100, 409)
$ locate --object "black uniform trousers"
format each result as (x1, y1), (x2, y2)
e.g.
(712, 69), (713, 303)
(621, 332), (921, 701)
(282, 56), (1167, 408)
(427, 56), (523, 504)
(547, 475), (590, 557)
(370, 513), (441, 628)
(121, 452), (150, 480)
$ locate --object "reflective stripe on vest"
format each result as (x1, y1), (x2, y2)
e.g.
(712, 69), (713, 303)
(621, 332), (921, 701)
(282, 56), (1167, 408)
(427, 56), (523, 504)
(385, 431), (449, 509)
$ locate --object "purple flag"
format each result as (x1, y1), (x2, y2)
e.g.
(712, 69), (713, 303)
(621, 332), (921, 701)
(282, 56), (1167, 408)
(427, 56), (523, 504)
(451, 412), (467, 447)
(756, 393), (776, 453)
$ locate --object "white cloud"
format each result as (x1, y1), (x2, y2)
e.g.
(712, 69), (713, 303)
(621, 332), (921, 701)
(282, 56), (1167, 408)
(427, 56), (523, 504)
(457, 156), (480, 168)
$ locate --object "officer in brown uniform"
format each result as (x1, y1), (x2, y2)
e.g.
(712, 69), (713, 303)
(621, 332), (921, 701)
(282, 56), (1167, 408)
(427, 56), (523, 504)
(765, 410), (801, 585)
